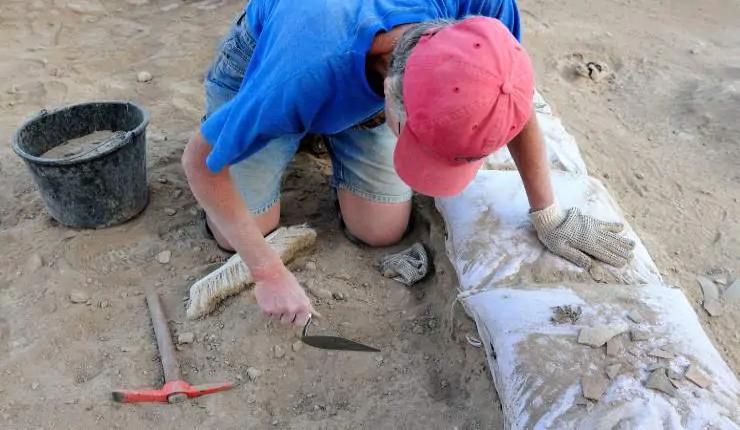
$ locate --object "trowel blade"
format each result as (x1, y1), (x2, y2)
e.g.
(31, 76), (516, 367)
(301, 335), (380, 352)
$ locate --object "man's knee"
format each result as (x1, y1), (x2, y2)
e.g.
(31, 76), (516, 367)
(255, 203), (281, 236)
(346, 221), (407, 247)
(338, 190), (411, 247)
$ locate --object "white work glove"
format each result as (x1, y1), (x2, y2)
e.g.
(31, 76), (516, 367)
(530, 203), (636, 269)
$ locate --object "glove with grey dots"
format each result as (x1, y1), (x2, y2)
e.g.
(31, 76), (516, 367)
(530, 203), (636, 269)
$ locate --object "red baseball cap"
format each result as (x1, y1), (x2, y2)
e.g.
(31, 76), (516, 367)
(393, 17), (535, 197)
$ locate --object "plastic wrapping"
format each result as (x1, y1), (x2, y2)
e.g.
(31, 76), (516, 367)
(436, 170), (662, 292)
(463, 283), (739, 429)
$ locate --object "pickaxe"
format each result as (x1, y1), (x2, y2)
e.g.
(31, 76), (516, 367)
(112, 290), (233, 403)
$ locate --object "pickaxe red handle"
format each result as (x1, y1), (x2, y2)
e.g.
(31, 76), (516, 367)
(112, 291), (233, 404)
(112, 380), (234, 403)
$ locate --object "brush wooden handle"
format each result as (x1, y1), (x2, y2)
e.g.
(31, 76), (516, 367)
(186, 225), (317, 319)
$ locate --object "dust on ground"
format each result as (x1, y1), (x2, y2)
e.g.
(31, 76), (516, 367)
(0, 0), (738, 428)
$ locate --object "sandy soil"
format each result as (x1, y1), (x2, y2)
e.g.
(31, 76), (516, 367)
(0, 0), (737, 429)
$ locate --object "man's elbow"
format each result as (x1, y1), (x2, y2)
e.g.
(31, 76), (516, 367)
(182, 132), (209, 181)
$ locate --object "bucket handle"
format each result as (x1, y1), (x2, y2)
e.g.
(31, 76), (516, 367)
(56, 130), (133, 162)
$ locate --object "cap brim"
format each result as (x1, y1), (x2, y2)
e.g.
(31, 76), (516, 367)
(394, 125), (483, 198)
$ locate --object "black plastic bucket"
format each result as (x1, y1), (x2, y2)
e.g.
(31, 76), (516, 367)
(12, 101), (150, 228)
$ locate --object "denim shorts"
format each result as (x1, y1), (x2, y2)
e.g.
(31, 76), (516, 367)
(202, 14), (412, 214)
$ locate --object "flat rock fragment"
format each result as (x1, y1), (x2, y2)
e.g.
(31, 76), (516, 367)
(697, 275), (723, 316)
(724, 279), (740, 303)
(685, 364), (712, 388)
(630, 329), (650, 342)
(577, 323), (628, 347)
(626, 310), (644, 324)
(606, 363), (622, 379)
(697, 275), (720, 302)
(582, 374), (609, 401)
(647, 348), (675, 359)
(646, 368), (677, 397)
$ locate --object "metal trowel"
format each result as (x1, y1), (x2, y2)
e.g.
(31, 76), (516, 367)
(301, 314), (380, 352)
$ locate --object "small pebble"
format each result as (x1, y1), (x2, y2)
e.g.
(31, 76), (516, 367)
(156, 250), (172, 264)
(273, 345), (285, 359)
(292, 341), (303, 352)
(305, 261), (317, 271)
(26, 254), (43, 272)
(246, 367), (262, 381)
(136, 71), (153, 82)
(177, 332), (195, 345)
(315, 289), (333, 300)
(157, 176), (168, 184)
(336, 272), (351, 281)
(164, 208), (177, 216)
(69, 290), (90, 304)
(412, 325), (424, 335)
(588, 264), (606, 282)
(332, 291), (346, 301)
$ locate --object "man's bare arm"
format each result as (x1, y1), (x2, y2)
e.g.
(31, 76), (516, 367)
(182, 132), (311, 325)
(507, 112), (635, 269)
(507, 112), (554, 210)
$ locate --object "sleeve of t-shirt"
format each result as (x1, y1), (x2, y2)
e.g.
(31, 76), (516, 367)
(200, 67), (329, 173)
(460, 0), (521, 41)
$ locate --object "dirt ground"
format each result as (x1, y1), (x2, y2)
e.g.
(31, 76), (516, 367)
(0, 0), (737, 429)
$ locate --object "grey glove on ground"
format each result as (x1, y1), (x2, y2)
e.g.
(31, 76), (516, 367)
(378, 243), (429, 286)
(530, 203), (636, 269)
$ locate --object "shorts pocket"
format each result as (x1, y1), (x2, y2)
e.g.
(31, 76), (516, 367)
(212, 36), (249, 92)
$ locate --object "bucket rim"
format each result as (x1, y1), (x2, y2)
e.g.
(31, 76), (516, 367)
(11, 100), (150, 166)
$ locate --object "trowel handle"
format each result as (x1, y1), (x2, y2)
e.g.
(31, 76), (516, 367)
(145, 290), (182, 383)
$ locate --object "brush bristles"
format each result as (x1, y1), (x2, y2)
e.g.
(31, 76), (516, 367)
(186, 225), (317, 319)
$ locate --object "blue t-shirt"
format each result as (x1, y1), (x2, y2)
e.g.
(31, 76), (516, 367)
(201, 0), (521, 172)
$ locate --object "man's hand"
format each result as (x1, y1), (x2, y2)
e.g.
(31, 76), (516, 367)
(183, 131), (311, 328)
(531, 203), (636, 269)
(253, 266), (312, 327)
